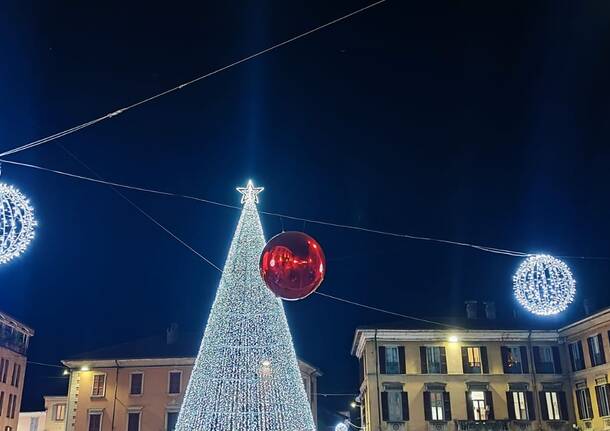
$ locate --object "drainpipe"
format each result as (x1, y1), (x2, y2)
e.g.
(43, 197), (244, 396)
(110, 360), (119, 430)
(528, 331), (543, 431)
(374, 330), (382, 431)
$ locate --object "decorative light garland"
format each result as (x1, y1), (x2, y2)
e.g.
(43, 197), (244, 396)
(513, 254), (576, 316)
(0, 183), (36, 264)
(175, 181), (315, 431)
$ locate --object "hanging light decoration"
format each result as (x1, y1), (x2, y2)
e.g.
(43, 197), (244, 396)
(513, 254), (576, 316)
(0, 183), (36, 264)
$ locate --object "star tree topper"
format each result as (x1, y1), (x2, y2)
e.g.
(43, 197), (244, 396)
(236, 180), (264, 204)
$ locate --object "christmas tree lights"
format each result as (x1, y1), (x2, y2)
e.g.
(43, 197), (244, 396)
(0, 183), (36, 264)
(513, 254), (576, 316)
(175, 181), (316, 431)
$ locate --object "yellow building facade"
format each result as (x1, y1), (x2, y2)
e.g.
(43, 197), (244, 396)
(0, 311), (33, 431)
(353, 307), (610, 431)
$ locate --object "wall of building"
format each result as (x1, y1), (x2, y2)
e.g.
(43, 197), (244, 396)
(0, 347), (28, 431)
(43, 396), (67, 431)
(357, 333), (572, 431)
(16, 412), (44, 431)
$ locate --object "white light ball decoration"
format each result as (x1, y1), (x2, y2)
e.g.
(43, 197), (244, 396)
(0, 183), (36, 264)
(335, 423), (348, 431)
(513, 254), (576, 316)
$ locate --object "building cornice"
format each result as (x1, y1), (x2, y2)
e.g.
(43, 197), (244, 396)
(351, 329), (560, 358)
(62, 357), (196, 369)
(0, 311), (34, 336)
(559, 307), (610, 336)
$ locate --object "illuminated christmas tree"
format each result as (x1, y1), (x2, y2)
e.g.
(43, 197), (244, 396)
(175, 181), (316, 431)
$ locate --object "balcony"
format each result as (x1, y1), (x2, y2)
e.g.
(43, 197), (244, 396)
(456, 420), (510, 431)
(0, 330), (28, 355)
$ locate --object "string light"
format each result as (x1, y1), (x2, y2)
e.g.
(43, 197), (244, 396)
(513, 254), (576, 316)
(175, 181), (315, 431)
(0, 183), (36, 264)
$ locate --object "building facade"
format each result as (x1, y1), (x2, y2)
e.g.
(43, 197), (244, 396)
(352, 306), (610, 431)
(0, 311), (34, 431)
(352, 328), (569, 431)
(60, 332), (320, 431)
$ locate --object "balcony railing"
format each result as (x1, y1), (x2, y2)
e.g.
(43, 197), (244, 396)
(0, 333), (28, 355)
(456, 420), (510, 431)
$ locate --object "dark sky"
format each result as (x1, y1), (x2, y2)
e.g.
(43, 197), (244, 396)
(3, 0), (610, 426)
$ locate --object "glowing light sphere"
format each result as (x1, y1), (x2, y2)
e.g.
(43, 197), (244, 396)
(335, 423), (348, 431)
(260, 231), (326, 301)
(513, 254), (576, 316)
(0, 183), (36, 264)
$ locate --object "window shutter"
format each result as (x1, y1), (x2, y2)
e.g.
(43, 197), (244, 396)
(379, 346), (386, 374)
(526, 391), (536, 420)
(579, 342), (585, 367)
(461, 348), (469, 373)
(506, 392), (515, 419)
(485, 391), (495, 419)
(398, 346), (406, 374)
(539, 392), (549, 420)
(443, 391), (452, 420)
(596, 385), (604, 417)
(569, 344), (577, 372)
(576, 390), (585, 419)
(420, 347), (428, 374)
(585, 388), (593, 419)
(532, 346), (541, 372)
(481, 347), (489, 374)
(598, 334), (606, 364)
(520, 346), (529, 373)
(440, 347), (448, 374)
(401, 392), (409, 421)
(588, 337), (595, 367)
(466, 392), (474, 420)
(381, 391), (389, 421)
(423, 391), (431, 421)
(552, 346), (562, 374)
(501, 347), (510, 373)
(558, 391), (568, 420)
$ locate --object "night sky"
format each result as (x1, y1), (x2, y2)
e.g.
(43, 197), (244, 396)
(3, 1), (610, 427)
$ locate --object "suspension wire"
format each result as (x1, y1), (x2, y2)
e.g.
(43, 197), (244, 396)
(313, 292), (463, 330)
(54, 146), (222, 272)
(0, 0), (386, 159)
(27, 360), (65, 369)
(0, 158), (540, 258)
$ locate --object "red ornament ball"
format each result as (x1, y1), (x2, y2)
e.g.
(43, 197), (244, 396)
(260, 231), (326, 300)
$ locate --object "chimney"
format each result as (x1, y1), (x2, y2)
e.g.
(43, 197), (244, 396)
(167, 323), (179, 345)
(465, 301), (478, 320)
(484, 301), (496, 320)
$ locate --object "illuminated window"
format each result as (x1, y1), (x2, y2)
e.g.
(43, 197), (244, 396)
(545, 392), (561, 420)
(471, 391), (487, 421)
(91, 374), (106, 398)
(54, 404), (66, 421)
(430, 392), (444, 421)
(512, 392), (528, 420)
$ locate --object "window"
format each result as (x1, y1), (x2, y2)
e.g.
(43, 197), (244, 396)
(54, 404), (66, 421)
(381, 390), (408, 422)
(545, 392), (561, 420)
(462, 347), (488, 374)
(91, 374), (106, 397)
(166, 412), (179, 431)
(0, 359), (8, 383)
(127, 412), (140, 431)
(588, 335), (606, 367)
(0, 391), (4, 416)
(576, 388), (593, 420)
(502, 346), (527, 374)
(471, 391), (488, 421)
(168, 371), (181, 394)
(422, 347), (446, 374)
(10, 364), (20, 387)
(29, 417), (38, 431)
(385, 346), (400, 374)
(512, 392), (528, 420)
(88, 412), (102, 431)
(130, 373), (143, 395)
(6, 395), (15, 419)
(534, 346), (559, 374)
(569, 342), (585, 371)
(424, 391), (451, 421)
(596, 384), (610, 417)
